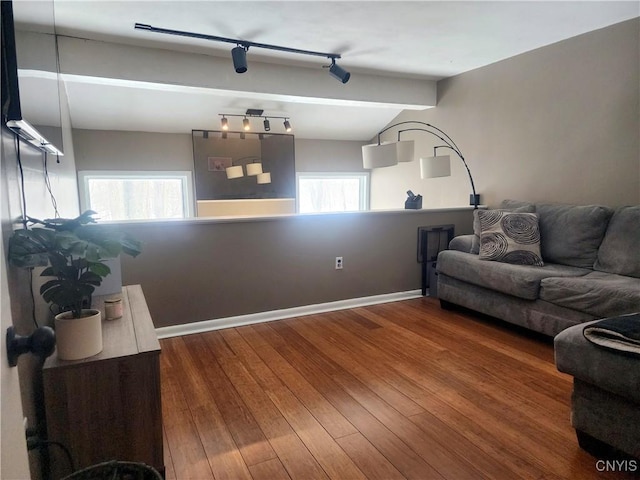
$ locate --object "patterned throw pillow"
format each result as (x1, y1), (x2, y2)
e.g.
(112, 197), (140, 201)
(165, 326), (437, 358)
(478, 210), (544, 266)
(470, 203), (536, 254)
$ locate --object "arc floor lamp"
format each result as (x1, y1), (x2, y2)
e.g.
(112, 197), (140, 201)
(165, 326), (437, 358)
(362, 121), (480, 208)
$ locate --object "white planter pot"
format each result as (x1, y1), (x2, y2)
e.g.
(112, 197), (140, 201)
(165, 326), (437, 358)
(54, 309), (103, 361)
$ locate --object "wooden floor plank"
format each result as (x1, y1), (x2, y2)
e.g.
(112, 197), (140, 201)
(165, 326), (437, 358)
(221, 327), (367, 480)
(334, 432), (406, 480)
(241, 322), (359, 439)
(268, 321), (446, 480)
(160, 338), (215, 480)
(248, 458), (292, 480)
(281, 320), (490, 480)
(201, 331), (330, 480)
(287, 312), (557, 479)
(161, 427), (176, 480)
(167, 338), (253, 480)
(159, 297), (636, 480)
(180, 334), (278, 467)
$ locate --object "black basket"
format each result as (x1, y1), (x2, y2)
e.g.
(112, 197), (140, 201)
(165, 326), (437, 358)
(61, 461), (163, 480)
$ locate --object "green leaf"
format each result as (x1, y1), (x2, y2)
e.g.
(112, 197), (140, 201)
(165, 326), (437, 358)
(48, 252), (68, 271)
(40, 279), (63, 297)
(88, 262), (111, 277)
(85, 244), (100, 263)
(121, 236), (143, 257)
(10, 252), (49, 268)
(79, 271), (103, 285)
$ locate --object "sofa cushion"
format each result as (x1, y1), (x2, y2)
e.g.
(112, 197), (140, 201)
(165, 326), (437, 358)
(540, 271), (640, 317)
(555, 320), (640, 404)
(594, 206), (640, 278)
(499, 199), (537, 210)
(470, 201), (536, 254)
(536, 204), (613, 268)
(449, 235), (474, 253)
(437, 250), (590, 300)
(478, 211), (544, 266)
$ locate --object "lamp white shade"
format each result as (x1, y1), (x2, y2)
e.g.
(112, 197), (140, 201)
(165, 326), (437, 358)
(396, 140), (415, 162)
(226, 165), (244, 179)
(362, 142), (399, 169)
(420, 155), (451, 179)
(246, 163), (263, 176)
(256, 172), (271, 184)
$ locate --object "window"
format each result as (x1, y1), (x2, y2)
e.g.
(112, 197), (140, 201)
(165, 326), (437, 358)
(296, 172), (369, 214)
(78, 171), (194, 221)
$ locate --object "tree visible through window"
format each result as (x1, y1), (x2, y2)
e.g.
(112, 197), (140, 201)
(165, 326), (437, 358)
(78, 171), (193, 221)
(297, 173), (369, 213)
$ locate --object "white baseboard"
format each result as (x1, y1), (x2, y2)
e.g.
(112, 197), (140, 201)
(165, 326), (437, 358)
(155, 290), (423, 339)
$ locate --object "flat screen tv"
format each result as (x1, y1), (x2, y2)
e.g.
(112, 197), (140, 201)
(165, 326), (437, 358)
(1, 1), (63, 155)
(1, 0), (22, 124)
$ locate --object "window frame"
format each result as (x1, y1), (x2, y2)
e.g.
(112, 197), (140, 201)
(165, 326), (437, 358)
(295, 172), (370, 214)
(78, 170), (195, 220)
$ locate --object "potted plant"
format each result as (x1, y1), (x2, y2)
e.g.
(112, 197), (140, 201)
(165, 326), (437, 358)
(8, 211), (142, 360)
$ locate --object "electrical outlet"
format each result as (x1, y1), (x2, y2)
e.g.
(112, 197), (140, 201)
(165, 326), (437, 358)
(335, 257), (343, 269)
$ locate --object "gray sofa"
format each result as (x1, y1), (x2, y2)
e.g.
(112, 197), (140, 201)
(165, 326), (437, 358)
(555, 316), (640, 459)
(436, 200), (640, 337)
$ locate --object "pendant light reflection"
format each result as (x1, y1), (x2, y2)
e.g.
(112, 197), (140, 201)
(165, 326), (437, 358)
(257, 172), (271, 184)
(225, 165), (244, 179)
(246, 163), (263, 176)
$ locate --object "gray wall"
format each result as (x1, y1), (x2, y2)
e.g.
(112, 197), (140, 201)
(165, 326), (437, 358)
(73, 129), (193, 171)
(73, 130), (366, 174)
(1, 123), (79, 479)
(295, 139), (367, 172)
(119, 209), (473, 328)
(371, 18), (640, 209)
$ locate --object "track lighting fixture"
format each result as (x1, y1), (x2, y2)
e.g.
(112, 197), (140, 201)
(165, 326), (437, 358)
(232, 45), (248, 73)
(329, 59), (351, 84)
(135, 23), (350, 84)
(218, 111), (292, 132)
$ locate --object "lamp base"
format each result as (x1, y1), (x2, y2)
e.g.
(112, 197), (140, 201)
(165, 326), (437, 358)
(470, 194), (481, 207)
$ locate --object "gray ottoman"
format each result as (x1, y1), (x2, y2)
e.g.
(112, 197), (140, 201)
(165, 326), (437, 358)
(555, 319), (640, 459)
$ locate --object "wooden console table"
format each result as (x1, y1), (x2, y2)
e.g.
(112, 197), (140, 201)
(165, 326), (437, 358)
(42, 285), (163, 479)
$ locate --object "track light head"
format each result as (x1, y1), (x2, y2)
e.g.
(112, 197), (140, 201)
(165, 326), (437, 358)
(263, 118), (271, 131)
(284, 119), (292, 132)
(243, 117), (251, 131)
(232, 46), (248, 73)
(221, 116), (229, 130)
(329, 59), (350, 84)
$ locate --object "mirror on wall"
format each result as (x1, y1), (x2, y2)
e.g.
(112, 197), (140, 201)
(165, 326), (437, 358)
(192, 130), (295, 201)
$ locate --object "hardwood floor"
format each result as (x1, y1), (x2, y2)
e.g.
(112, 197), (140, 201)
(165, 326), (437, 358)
(160, 297), (633, 479)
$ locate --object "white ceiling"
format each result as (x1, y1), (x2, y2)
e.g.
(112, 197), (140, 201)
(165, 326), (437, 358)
(13, 1), (640, 140)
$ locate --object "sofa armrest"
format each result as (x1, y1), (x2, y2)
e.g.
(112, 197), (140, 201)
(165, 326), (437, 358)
(449, 235), (474, 253)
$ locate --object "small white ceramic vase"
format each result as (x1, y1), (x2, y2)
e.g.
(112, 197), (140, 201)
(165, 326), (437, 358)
(54, 309), (103, 360)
